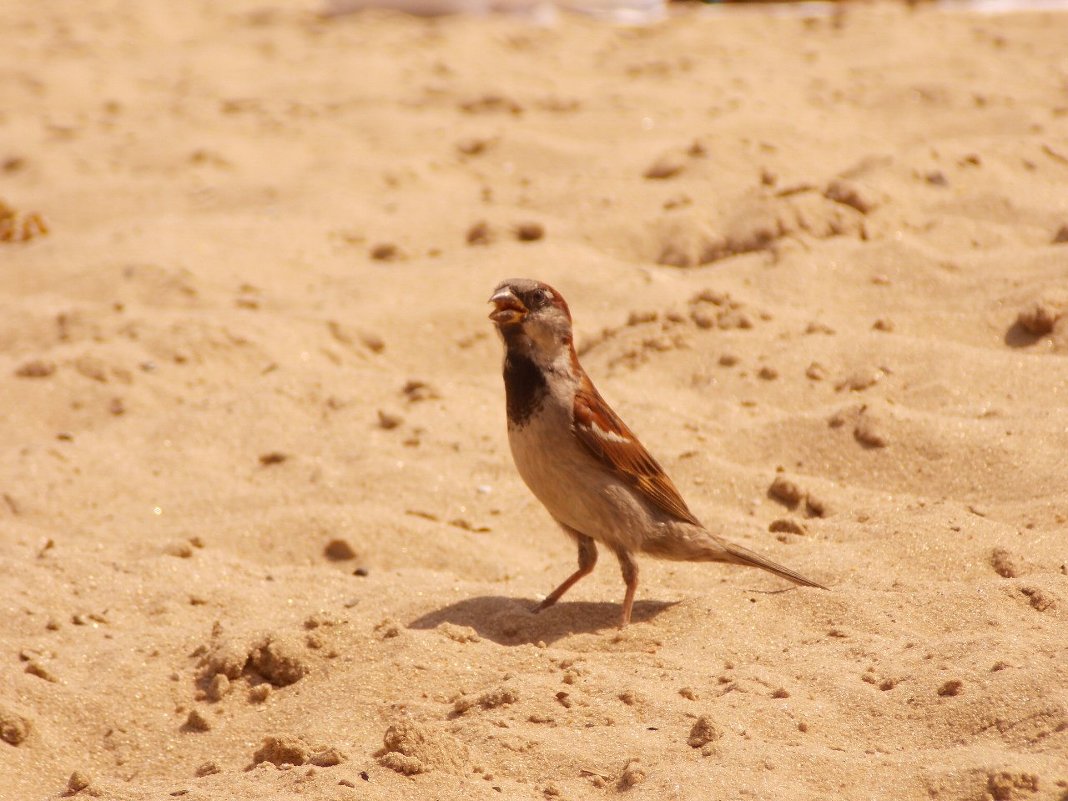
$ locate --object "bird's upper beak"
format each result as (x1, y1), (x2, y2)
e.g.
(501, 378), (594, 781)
(488, 287), (527, 325)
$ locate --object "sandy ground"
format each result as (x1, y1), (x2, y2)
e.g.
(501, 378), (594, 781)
(2, 1), (1068, 799)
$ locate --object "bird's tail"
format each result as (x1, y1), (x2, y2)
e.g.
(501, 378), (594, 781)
(720, 540), (827, 590)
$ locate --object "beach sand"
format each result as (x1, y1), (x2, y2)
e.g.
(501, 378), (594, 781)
(1, 1), (1067, 798)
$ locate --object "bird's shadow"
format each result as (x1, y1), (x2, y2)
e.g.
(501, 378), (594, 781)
(408, 595), (677, 646)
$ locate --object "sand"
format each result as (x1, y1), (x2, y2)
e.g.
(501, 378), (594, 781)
(2, 1), (1067, 799)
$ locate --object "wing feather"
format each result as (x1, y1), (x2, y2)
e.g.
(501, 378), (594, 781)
(572, 383), (701, 526)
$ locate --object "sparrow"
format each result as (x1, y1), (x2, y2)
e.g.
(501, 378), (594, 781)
(489, 278), (826, 628)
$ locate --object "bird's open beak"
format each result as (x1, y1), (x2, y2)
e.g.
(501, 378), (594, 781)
(488, 287), (527, 325)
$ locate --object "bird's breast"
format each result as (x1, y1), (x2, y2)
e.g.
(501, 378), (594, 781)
(506, 402), (651, 552)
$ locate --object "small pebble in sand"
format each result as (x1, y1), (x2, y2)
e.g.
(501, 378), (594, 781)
(757, 366), (779, 381)
(687, 715), (722, 748)
(206, 673), (230, 702)
(258, 452), (287, 466)
(691, 310), (715, 329)
(824, 178), (878, 215)
(514, 221), (544, 242)
(643, 151), (686, 180)
(1020, 586), (1054, 612)
(324, 538), (357, 561)
(249, 636), (311, 686)
(804, 494), (830, 518)
(14, 360), (55, 378)
(67, 772), (92, 794)
(253, 734), (345, 768)
(768, 475), (804, 509)
(836, 368), (882, 392)
(678, 687), (698, 701)
(360, 332), (385, 354)
(311, 748), (345, 767)
(626, 310), (657, 326)
(805, 362), (828, 381)
(769, 518), (807, 536)
(872, 318), (895, 332)
(248, 684), (271, 704)
(73, 354), (108, 382)
(369, 243), (401, 261)
(925, 170), (948, 186)
(771, 688), (790, 699)
(402, 380), (440, 402)
(1016, 298), (1063, 336)
(466, 221), (493, 246)
(0, 707), (31, 745)
(184, 709), (212, 732)
(1053, 224), (1068, 244)
(165, 541), (194, 558)
(377, 410), (403, 430)
(195, 762), (220, 777)
(455, 137), (493, 156)
(692, 289), (729, 306)
(854, 414), (889, 448)
(718, 353), (739, 367)
(937, 679), (963, 697)
(990, 548), (1021, 578)
(25, 661), (57, 682)
(828, 409), (849, 429)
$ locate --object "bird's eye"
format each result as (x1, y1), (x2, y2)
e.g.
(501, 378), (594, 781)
(533, 289), (551, 305)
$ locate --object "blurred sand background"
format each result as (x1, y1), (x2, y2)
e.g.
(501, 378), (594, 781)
(2, 1), (1068, 799)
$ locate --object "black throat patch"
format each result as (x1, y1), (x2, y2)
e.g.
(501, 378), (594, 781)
(503, 351), (549, 428)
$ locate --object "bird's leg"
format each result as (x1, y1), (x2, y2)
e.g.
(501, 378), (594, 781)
(535, 532), (597, 613)
(614, 548), (639, 628)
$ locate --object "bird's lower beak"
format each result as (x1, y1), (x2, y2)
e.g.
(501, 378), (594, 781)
(488, 289), (527, 325)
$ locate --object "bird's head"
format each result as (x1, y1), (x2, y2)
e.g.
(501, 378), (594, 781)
(488, 278), (574, 365)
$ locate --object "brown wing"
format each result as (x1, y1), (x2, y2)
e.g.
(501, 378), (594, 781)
(572, 381), (701, 526)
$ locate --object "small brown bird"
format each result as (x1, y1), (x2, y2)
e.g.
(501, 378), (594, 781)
(489, 278), (826, 627)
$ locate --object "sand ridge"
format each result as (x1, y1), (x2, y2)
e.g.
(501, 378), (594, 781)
(2, 1), (1067, 799)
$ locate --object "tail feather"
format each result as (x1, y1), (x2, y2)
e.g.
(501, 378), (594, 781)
(721, 540), (827, 590)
